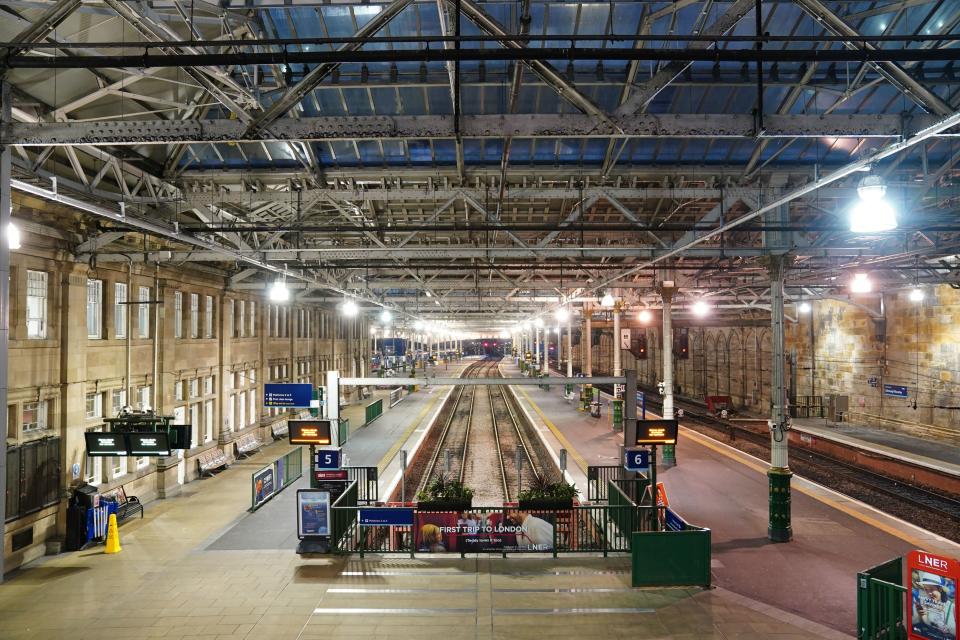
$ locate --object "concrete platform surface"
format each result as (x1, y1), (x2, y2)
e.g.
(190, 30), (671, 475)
(506, 360), (960, 636)
(0, 430), (845, 640)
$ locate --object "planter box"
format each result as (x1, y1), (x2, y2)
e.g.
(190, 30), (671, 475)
(416, 499), (472, 512)
(518, 498), (575, 510)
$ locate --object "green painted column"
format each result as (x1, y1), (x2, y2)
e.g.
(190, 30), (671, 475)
(768, 467), (793, 542)
(612, 398), (624, 432)
(768, 253), (792, 542)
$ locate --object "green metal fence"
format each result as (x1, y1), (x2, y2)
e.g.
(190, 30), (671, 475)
(338, 417), (350, 445)
(330, 481), (359, 550)
(631, 528), (712, 587)
(364, 398), (383, 425)
(332, 502), (662, 557)
(587, 465), (624, 501)
(858, 557), (907, 639)
(250, 448), (304, 511)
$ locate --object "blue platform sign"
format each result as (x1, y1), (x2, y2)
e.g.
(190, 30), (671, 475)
(264, 383), (314, 408)
(664, 508), (686, 532)
(883, 384), (909, 398)
(313, 448), (341, 470)
(359, 507), (415, 527)
(624, 448), (650, 472)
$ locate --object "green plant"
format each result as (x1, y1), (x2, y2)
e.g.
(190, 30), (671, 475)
(416, 473), (474, 502)
(517, 476), (579, 502)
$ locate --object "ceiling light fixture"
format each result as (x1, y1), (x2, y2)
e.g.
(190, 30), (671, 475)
(268, 277), (290, 302)
(850, 174), (897, 233)
(798, 301), (811, 314)
(380, 309), (392, 324)
(7, 222), (20, 250)
(909, 288), (925, 303)
(692, 300), (709, 317)
(638, 309), (652, 324)
(599, 291), (616, 308)
(342, 299), (359, 317)
(850, 272), (872, 293)
(555, 307), (569, 322)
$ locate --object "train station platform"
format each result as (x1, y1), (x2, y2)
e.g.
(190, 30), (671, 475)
(790, 416), (960, 475)
(0, 436), (849, 640)
(504, 360), (960, 636)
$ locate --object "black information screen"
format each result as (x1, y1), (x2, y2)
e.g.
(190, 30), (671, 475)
(85, 432), (129, 456)
(634, 419), (679, 445)
(289, 420), (333, 446)
(127, 431), (172, 456)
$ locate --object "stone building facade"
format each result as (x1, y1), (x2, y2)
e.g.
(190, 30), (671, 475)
(4, 234), (368, 571)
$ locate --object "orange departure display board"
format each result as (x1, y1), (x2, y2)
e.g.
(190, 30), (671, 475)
(634, 419), (679, 445)
(289, 420), (333, 445)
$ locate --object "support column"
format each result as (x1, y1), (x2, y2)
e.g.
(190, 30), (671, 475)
(659, 285), (676, 467)
(0, 81), (11, 580)
(544, 323), (550, 372)
(584, 304), (592, 376)
(566, 314), (573, 377)
(613, 300), (622, 382)
(534, 325), (541, 367)
(768, 255), (793, 542)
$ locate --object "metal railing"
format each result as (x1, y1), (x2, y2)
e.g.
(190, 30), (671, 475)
(364, 398), (384, 425)
(345, 466), (379, 503)
(389, 387), (404, 408)
(587, 465), (624, 501)
(858, 557), (907, 639)
(332, 502), (662, 557)
(330, 481), (359, 551)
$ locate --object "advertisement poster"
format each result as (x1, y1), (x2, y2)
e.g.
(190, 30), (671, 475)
(414, 508), (558, 553)
(297, 490), (331, 538)
(252, 466), (275, 509)
(910, 550), (959, 640)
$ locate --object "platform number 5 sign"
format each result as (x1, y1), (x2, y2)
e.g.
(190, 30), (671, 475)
(314, 448), (342, 471)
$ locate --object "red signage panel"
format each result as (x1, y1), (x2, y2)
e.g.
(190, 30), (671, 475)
(908, 549), (959, 640)
(314, 470), (348, 481)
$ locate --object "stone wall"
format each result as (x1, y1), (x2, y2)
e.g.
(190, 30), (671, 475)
(4, 238), (368, 572)
(573, 286), (960, 441)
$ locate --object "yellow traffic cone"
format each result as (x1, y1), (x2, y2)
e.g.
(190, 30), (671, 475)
(104, 513), (122, 554)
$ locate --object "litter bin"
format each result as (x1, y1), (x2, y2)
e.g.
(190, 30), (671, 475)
(590, 401), (602, 418)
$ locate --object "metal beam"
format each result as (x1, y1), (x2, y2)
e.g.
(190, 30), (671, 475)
(792, 0), (952, 116)
(0, 0), (82, 65)
(86, 246), (878, 262)
(452, 0), (616, 130)
(243, 0), (414, 135)
(174, 184), (867, 207)
(340, 376), (625, 386)
(7, 112), (927, 145)
(615, 0), (756, 116)
(74, 230), (127, 254)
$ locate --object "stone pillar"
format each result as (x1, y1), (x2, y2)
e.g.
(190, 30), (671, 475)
(659, 285), (676, 467)
(768, 255), (793, 543)
(57, 266), (89, 537)
(566, 313), (573, 377)
(155, 280), (182, 498)
(584, 304), (592, 376)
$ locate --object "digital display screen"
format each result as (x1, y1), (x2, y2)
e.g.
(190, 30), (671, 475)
(128, 431), (171, 456)
(167, 424), (192, 450)
(85, 432), (128, 456)
(634, 419), (679, 445)
(289, 420), (333, 445)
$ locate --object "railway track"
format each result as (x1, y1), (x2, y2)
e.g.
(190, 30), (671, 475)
(591, 380), (960, 537)
(413, 358), (542, 505)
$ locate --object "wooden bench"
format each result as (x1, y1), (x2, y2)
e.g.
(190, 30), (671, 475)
(101, 486), (143, 524)
(235, 433), (263, 458)
(271, 422), (289, 440)
(197, 447), (229, 477)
